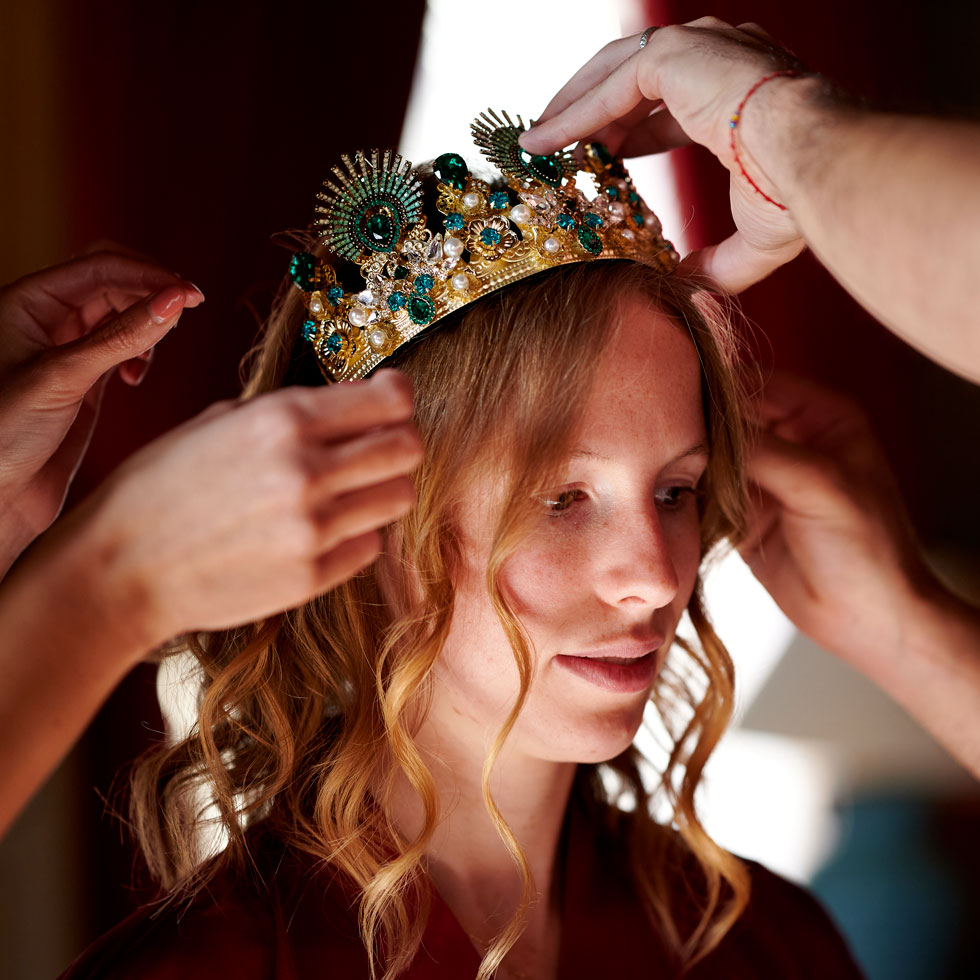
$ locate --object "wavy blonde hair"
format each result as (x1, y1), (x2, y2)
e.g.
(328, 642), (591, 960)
(132, 256), (752, 978)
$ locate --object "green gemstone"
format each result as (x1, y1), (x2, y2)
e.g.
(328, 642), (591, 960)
(393, 265), (409, 280)
(326, 332), (343, 353)
(289, 251), (318, 291)
(434, 152), (469, 190)
(358, 207), (399, 252)
(577, 225), (602, 255)
(527, 154), (563, 187)
(604, 186), (620, 199)
(302, 319), (316, 341)
(407, 293), (435, 325)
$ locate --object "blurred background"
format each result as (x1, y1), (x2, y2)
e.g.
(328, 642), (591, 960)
(1, 1), (978, 977)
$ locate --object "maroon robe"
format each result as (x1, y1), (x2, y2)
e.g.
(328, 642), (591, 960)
(59, 799), (863, 979)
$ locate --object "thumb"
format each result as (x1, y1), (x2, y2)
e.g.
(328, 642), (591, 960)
(41, 286), (191, 402)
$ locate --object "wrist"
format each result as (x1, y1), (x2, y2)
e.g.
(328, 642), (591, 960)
(29, 490), (167, 663)
(735, 73), (846, 211)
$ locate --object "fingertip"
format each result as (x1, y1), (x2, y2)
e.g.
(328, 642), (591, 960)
(149, 285), (186, 323)
(372, 368), (415, 405)
(181, 280), (205, 306)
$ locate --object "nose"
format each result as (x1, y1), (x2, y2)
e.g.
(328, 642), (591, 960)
(593, 503), (680, 609)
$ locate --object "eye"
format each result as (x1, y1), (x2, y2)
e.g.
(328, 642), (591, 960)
(655, 485), (701, 510)
(541, 488), (587, 515)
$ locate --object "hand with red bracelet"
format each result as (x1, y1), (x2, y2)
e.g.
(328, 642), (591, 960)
(519, 17), (814, 294)
(0, 247), (203, 576)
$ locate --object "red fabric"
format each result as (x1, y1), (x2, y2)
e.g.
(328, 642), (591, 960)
(59, 799), (863, 979)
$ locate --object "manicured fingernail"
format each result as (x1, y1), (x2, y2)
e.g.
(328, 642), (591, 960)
(183, 280), (205, 302)
(150, 286), (185, 322)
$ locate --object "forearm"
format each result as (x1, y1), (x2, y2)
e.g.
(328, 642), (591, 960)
(852, 582), (980, 780)
(0, 498), (156, 839)
(746, 76), (980, 382)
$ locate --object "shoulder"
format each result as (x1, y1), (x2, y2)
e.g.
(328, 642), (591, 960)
(57, 837), (367, 980)
(694, 860), (865, 979)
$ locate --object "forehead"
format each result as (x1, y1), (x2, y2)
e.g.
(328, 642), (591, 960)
(576, 295), (704, 452)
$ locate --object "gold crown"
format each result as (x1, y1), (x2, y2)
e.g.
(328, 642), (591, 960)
(289, 110), (679, 383)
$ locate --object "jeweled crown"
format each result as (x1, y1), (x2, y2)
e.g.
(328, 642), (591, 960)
(289, 110), (679, 383)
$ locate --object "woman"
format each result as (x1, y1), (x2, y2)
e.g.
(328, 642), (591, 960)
(61, 116), (862, 979)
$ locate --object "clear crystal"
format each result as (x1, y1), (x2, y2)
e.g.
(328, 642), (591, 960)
(427, 237), (444, 263)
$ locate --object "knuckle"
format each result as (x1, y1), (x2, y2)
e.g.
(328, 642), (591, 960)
(248, 397), (304, 448)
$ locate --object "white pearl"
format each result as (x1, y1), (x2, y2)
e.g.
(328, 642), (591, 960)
(369, 328), (388, 349)
(348, 306), (369, 327)
(451, 272), (470, 291)
(309, 295), (324, 314)
(621, 228), (635, 240)
(356, 288), (376, 308)
(609, 201), (625, 217)
(444, 236), (464, 258)
(462, 191), (480, 210)
(543, 237), (560, 254)
(509, 204), (531, 224)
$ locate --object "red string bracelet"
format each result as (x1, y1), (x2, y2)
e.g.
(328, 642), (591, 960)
(729, 69), (799, 211)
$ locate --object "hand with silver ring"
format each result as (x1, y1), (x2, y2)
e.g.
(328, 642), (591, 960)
(520, 17), (810, 294)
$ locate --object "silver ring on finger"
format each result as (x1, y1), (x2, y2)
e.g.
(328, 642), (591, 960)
(639, 25), (662, 49)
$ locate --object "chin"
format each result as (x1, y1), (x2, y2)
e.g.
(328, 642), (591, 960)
(535, 701), (649, 764)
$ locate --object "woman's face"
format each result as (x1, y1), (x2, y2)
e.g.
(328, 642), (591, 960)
(427, 294), (708, 765)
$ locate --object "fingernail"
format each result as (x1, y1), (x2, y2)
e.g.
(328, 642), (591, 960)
(150, 286), (185, 322)
(183, 280), (205, 302)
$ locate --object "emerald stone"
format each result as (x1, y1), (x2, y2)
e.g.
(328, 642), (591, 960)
(407, 293), (435, 325)
(434, 152), (469, 190)
(325, 332), (343, 353)
(489, 191), (509, 209)
(393, 265), (409, 280)
(358, 207), (399, 252)
(604, 186), (620, 199)
(584, 213), (603, 229)
(289, 251), (318, 291)
(302, 319), (316, 341)
(388, 291), (407, 311)
(527, 154), (563, 187)
(556, 213), (576, 230)
(577, 226), (602, 254)
(415, 273), (434, 293)
(632, 213), (645, 227)
(444, 213), (465, 232)
(480, 227), (501, 246)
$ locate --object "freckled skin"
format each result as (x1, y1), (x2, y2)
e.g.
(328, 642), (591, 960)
(422, 295), (708, 766)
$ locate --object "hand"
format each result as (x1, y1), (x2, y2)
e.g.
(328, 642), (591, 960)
(739, 373), (939, 668)
(80, 370), (421, 647)
(519, 18), (809, 292)
(0, 248), (203, 573)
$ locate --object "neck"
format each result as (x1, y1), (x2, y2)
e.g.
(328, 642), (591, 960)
(386, 697), (577, 969)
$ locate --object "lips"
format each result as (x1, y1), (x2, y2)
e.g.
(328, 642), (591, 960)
(554, 640), (663, 694)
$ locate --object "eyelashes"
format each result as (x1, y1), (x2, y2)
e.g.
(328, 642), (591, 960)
(541, 486), (702, 518)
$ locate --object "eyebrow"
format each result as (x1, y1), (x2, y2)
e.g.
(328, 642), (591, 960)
(570, 441), (710, 465)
